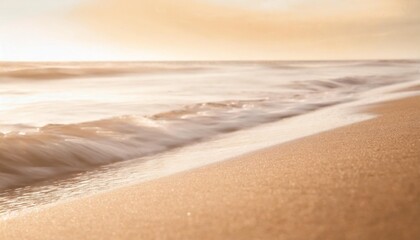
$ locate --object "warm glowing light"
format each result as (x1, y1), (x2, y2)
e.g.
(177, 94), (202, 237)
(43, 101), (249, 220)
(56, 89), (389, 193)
(0, 0), (419, 60)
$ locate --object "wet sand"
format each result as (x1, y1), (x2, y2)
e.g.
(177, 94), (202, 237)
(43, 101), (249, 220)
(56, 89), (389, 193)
(1, 96), (420, 240)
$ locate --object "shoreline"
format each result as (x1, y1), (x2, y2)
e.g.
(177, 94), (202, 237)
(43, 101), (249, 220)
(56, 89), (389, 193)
(1, 95), (420, 239)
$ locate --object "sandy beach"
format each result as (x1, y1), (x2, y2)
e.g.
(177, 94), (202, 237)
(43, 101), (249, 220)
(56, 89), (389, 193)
(1, 95), (420, 240)
(2, 0), (420, 238)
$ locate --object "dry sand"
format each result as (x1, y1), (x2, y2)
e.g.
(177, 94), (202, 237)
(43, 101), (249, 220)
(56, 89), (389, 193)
(1, 96), (420, 240)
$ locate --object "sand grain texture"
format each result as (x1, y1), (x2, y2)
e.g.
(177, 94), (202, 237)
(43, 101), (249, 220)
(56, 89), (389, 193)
(1, 96), (420, 240)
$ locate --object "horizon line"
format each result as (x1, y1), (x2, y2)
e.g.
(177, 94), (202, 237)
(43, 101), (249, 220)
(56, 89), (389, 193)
(1, 58), (419, 64)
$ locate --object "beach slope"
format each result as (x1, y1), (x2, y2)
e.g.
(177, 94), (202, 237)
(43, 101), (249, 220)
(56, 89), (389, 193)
(1, 96), (420, 240)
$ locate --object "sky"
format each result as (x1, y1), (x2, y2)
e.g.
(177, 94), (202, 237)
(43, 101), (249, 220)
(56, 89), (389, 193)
(0, 0), (419, 61)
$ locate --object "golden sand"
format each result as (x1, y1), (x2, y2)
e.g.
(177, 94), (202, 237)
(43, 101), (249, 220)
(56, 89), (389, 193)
(1, 96), (419, 240)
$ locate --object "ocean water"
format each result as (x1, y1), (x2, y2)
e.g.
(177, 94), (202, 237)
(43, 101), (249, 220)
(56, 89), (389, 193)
(1, 60), (420, 191)
(0, 60), (420, 217)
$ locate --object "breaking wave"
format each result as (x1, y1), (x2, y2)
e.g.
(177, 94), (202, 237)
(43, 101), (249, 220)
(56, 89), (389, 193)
(0, 97), (344, 189)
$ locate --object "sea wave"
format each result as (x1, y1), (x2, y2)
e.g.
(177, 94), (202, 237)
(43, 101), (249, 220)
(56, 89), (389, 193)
(0, 62), (207, 80)
(0, 97), (344, 189)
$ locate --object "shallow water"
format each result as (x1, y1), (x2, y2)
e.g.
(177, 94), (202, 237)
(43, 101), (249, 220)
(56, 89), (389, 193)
(0, 60), (419, 192)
